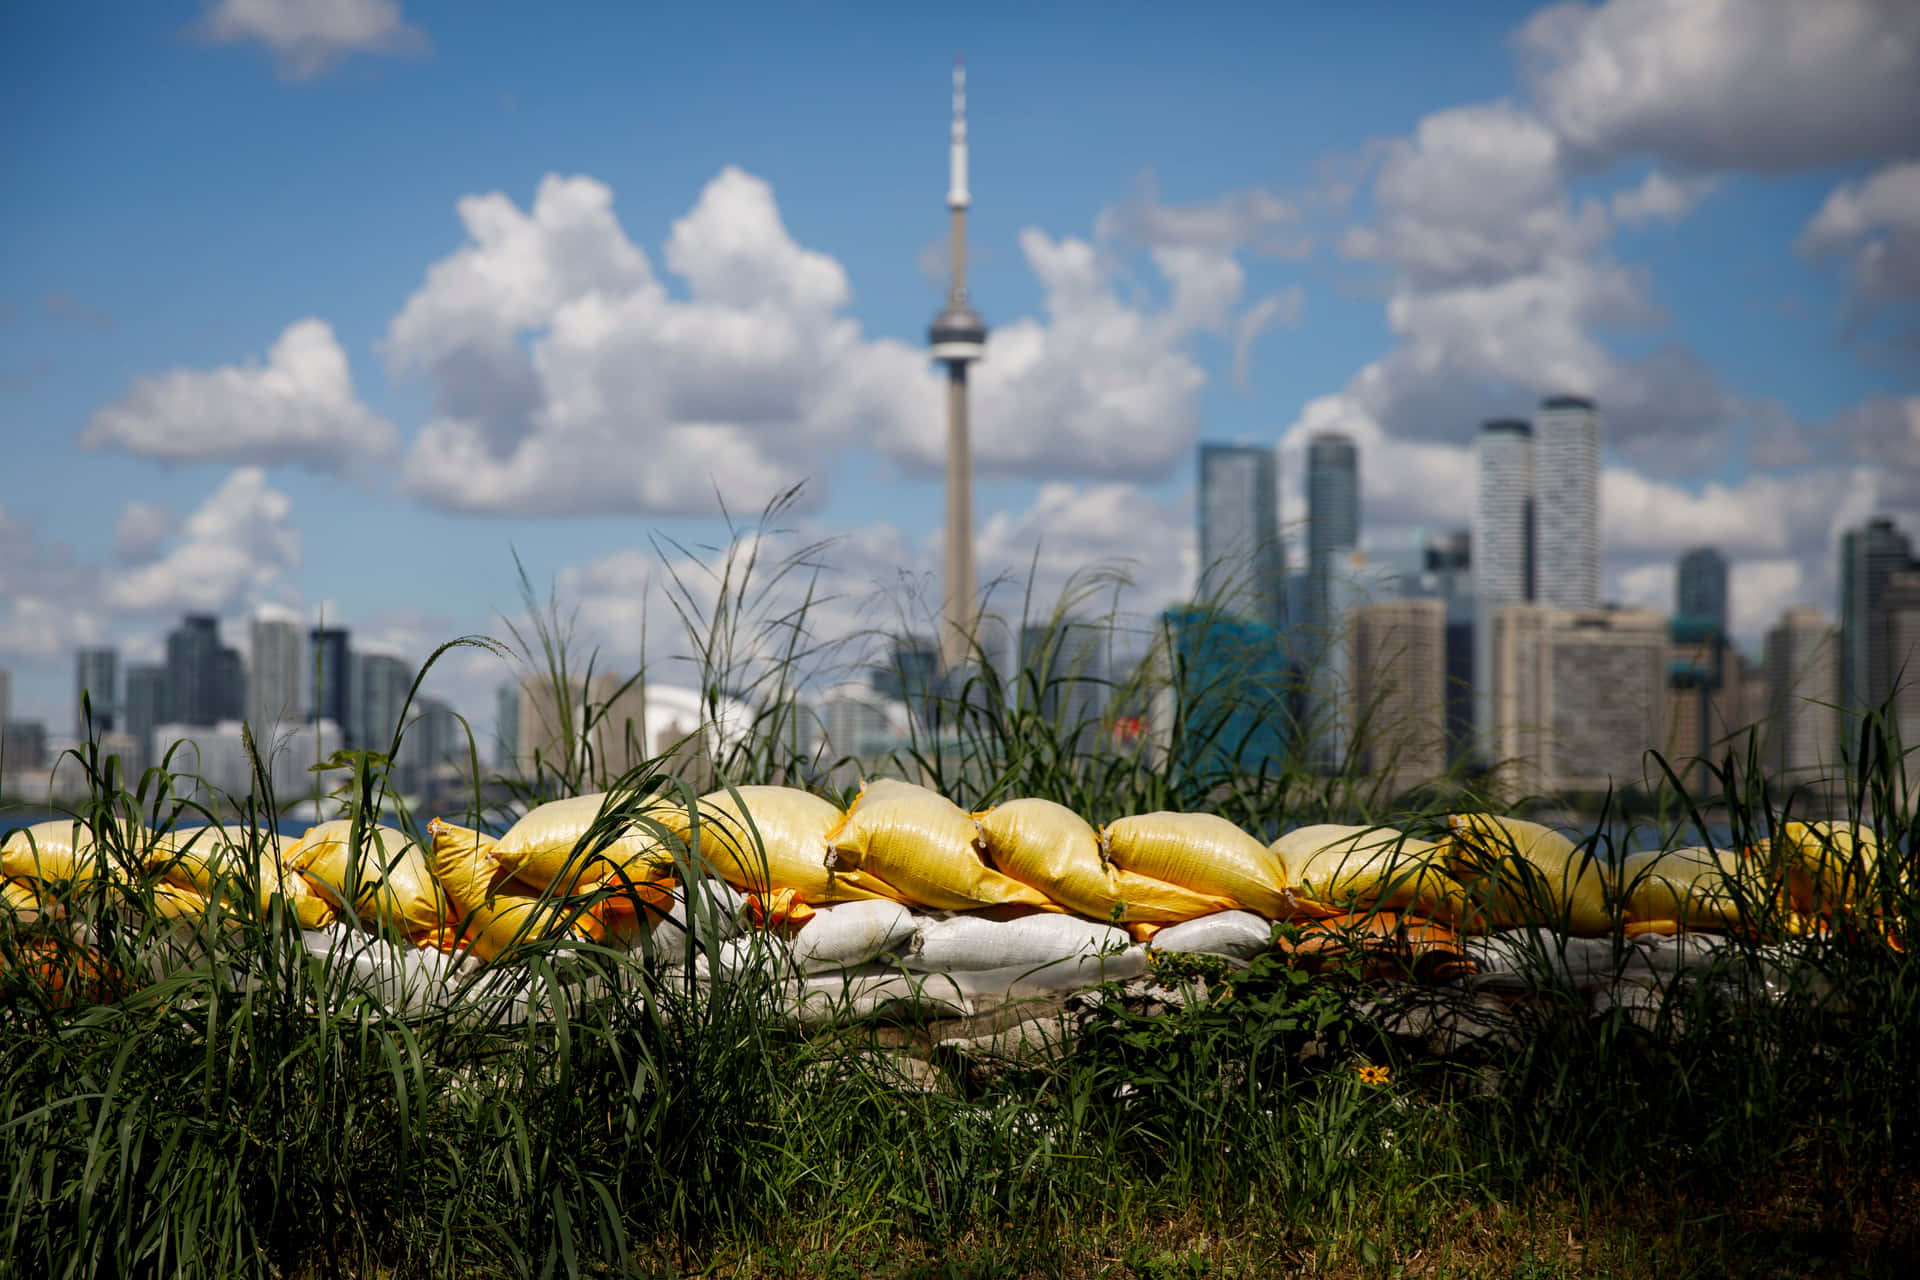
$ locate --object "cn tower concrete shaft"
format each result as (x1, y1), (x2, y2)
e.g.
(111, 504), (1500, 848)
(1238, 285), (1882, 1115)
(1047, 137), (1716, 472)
(942, 359), (975, 673)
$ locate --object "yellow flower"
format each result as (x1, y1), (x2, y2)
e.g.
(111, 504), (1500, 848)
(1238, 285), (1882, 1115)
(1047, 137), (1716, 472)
(1356, 1064), (1390, 1087)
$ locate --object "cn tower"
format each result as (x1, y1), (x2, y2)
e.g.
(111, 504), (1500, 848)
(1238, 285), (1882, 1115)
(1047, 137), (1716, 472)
(929, 56), (987, 674)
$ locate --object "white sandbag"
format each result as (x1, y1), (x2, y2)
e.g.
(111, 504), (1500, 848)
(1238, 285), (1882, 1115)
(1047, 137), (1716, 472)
(643, 880), (749, 967)
(789, 966), (973, 1024)
(695, 933), (798, 981)
(903, 913), (1128, 973)
(1463, 929), (1628, 990)
(790, 899), (918, 973)
(299, 923), (484, 1014)
(947, 945), (1149, 1002)
(1147, 910), (1274, 962)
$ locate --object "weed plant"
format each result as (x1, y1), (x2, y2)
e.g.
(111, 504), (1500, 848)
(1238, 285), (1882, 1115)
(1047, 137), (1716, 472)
(2, 508), (1916, 1277)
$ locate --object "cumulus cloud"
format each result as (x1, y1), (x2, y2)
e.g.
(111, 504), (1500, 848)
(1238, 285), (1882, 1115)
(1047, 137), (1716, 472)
(199, 0), (429, 80)
(103, 468), (302, 616)
(112, 501), (182, 564)
(1342, 101), (1609, 289)
(81, 318), (398, 471)
(1232, 288), (1304, 390)
(0, 509), (102, 662)
(393, 167), (1242, 516)
(1610, 170), (1719, 225)
(1798, 160), (1920, 334)
(1517, 0), (1920, 171)
(1095, 175), (1311, 260)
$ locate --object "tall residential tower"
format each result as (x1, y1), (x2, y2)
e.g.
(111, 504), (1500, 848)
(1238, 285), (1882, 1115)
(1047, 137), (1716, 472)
(1473, 419), (1534, 750)
(929, 57), (987, 673)
(1534, 395), (1601, 610)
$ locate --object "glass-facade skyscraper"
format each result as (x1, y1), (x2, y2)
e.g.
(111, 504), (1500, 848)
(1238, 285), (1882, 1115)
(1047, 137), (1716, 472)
(1306, 433), (1360, 644)
(309, 626), (353, 743)
(1676, 546), (1728, 635)
(74, 647), (118, 737)
(1839, 516), (1917, 717)
(1196, 443), (1284, 626)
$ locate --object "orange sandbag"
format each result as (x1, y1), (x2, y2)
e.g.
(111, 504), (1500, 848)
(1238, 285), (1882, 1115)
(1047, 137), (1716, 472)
(1276, 911), (1471, 981)
(975, 797), (1234, 923)
(1102, 811), (1294, 919)
(287, 820), (448, 941)
(685, 786), (903, 902)
(827, 779), (1052, 912)
(742, 888), (817, 934)
(1, 936), (126, 1008)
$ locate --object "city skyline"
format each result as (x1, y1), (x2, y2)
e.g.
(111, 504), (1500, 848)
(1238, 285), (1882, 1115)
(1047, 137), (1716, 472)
(2, 0), (1916, 741)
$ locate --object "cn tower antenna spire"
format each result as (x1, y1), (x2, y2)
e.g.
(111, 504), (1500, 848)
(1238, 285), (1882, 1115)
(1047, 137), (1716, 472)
(930, 55), (987, 676)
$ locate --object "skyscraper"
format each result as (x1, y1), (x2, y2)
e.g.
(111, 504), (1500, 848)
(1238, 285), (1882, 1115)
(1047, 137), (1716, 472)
(124, 663), (166, 770)
(1534, 395), (1601, 610)
(929, 57), (987, 674)
(1306, 432), (1360, 642)
(75, 647), (118, 737)
(1492, 604), (1667, 797)
(309, 626), (353, 742)
(249, 606), (303, 733)
(164, 615), (232, 727)
(1839, 516), (1917, 718)
(494, 682), (521, 774)
(1763, 607), (1838, 785)
(1676, 547), (1728, 634)
(1196, 443), (1283, 625)
(1020, 618), (1110, 750)
(1473, 419), (1534, 750)
(357, 649), (412, 754)
(1349, 596), (1448, 795)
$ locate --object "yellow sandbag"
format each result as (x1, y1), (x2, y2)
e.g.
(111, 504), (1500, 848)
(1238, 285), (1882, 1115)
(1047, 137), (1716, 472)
(2, 879), (45, 920)
(286, 820), (448, 940)
(1618, 846), (1766, 932)
(1778, 821), (1882, 913)
(975, 798), (1233, 923)
(492, 792), (683, 891)
(687, 786), (903, 902)
(147, 828), (336, 929)
(827, 779), (1052, 912)
(1102, 811), (1294, 919)
(1445, 814), (1610, 936)
(1272, 824), (1466, 924)
(426, 819), (604, 962)
(147, 881), (219, 923)
(1, 818), (150, 888)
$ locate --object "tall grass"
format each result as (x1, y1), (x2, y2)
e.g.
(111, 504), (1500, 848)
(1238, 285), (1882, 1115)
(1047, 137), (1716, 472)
(3, 508), (1917, 1277)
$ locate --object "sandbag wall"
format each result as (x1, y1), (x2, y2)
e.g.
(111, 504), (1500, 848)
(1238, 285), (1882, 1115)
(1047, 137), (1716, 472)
(0, 778), (1897, 1020)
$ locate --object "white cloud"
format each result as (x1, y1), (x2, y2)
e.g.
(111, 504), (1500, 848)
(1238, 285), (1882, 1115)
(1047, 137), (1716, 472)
(1518, 0), (1920, 170)
(112, 501), (182, 564)
(103, 469), (302, 616)
(1341, 102), (1609, 289)
(81, 318), (397, 471)
(1095, 175), (1311, 260)
(1232, 288), (1304, 390)
(1797, 160), (1920, 315)
(1610, 170), (1719, 225)
(0, 508), (103, 663)
(199, 0), (429, 81)
(393, 167), (1240, 516)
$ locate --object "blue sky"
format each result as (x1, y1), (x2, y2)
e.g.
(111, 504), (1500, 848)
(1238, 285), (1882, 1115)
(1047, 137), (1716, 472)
(2, 0), (1916, 740)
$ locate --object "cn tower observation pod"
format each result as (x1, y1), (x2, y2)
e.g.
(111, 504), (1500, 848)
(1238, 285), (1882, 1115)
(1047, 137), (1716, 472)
(929, 301), (986, 363)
